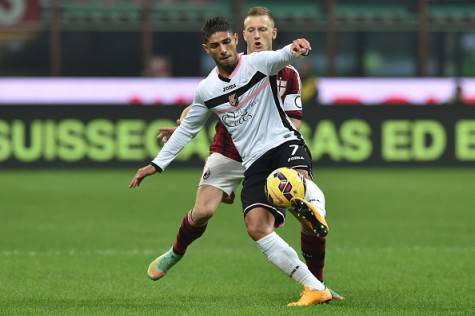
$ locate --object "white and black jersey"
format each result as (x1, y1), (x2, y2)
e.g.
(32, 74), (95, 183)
(152, 44), (304, 171)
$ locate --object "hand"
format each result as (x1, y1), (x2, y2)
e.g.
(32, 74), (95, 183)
(128, 164), (157, 188)
(157, 127), (176, 144)
(291, 38), (311, 56)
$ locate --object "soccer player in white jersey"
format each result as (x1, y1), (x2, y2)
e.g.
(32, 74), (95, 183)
(153, 6), (338, 300)
(130, 16), (336, 306)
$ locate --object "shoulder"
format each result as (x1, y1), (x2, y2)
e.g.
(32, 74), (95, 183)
(203, 68), (219, 84)
(246, 50), (273, 62)
(195, 79), (206, 97)
(280, 65), (301, 80)
(196, 70), (218, 95)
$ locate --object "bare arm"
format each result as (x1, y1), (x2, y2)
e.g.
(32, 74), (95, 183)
(290, 118), (301, 130)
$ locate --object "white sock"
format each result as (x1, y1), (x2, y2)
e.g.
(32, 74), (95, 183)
(304, 178), (327, 218)
(256, 232), (325, 290)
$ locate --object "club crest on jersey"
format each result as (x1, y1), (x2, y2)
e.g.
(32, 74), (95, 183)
(228, 93), (239, 107)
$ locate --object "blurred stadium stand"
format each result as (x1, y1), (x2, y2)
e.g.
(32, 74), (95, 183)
(1, 1), (475, 168)
(0, 0), (475, 104)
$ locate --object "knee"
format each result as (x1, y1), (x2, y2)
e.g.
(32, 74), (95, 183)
(245, 218), (274, 241)
(296, 168), (311, 180)
(192, 204), (216, 225)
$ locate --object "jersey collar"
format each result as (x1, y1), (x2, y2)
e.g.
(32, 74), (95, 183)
(216, 53), (243, 82)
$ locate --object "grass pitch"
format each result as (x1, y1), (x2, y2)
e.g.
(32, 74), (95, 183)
(1, 168), (474, 315)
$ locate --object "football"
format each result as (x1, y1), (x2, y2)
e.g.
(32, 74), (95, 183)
(265, 167), (306, 208)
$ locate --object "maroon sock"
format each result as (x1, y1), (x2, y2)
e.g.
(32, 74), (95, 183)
(172, 211), (207, 255)
(301, 230), (326, 282)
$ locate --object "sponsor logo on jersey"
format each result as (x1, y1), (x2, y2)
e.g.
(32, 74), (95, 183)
(228, 93), (239, 107)
(288, 156), (304, 162)
(222, 109), (253, 127)
(223, 84), (236, 92)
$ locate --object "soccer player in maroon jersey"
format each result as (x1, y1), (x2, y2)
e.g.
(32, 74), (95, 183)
(131, 9), (342, 305)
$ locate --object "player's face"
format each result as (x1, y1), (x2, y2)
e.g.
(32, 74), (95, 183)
(243, 15), (277, 53)
(202, 32), (239, 69)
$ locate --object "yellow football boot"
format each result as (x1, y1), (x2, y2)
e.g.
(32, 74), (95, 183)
(290, 197), (329, 237)
(288, 287), (333, 307)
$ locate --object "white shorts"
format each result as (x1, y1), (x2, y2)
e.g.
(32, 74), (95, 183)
(198, 152), (245, 196)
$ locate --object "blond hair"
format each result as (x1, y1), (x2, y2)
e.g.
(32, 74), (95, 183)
(245, 6), (276, 27)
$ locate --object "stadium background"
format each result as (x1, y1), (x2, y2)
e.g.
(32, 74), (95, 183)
(1, 1), (474, 315)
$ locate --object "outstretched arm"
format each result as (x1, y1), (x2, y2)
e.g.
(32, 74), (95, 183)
(151, 104), (210, 171)
(129, 92), (209, 188)
(290, 38), (312, 57)
(250, 38), (311, 75)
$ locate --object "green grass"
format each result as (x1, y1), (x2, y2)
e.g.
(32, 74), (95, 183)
(1, 168), (474, 315)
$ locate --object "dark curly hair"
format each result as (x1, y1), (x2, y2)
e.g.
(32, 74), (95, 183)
(201, 16), (234, 43)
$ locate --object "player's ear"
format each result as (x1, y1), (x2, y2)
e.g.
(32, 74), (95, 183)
(272, 27), (277, 40)
(202, 43), (210, 54)
(233, 33), (239, 45)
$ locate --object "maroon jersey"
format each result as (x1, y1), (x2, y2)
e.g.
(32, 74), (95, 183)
(209, 65), (302, 162)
